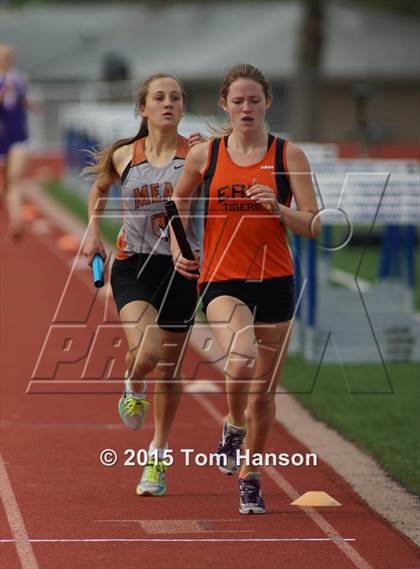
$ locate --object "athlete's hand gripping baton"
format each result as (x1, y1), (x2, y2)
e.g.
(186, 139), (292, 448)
(164, 200), (196, 261)
(92, 254), (104, 288)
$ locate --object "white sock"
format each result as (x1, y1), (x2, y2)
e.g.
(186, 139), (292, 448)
(227, 419), (247, 431)
(126, 377), (146, 397)
(149, 441), (168, 460)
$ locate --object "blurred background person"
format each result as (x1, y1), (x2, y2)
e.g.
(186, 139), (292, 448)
(0, 43), (36, 238)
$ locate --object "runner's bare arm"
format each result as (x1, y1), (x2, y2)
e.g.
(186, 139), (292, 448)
(279, 143), (321, 239)
(170, 141), (209, 278)
(83, 145), (131, 263)
(172, 141), (208, 221)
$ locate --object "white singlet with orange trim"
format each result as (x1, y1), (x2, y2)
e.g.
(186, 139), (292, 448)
(115, 135), (199, 260)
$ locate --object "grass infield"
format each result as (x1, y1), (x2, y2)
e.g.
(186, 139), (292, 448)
(282, 356), (419, 496)
(43, 181), (419, 496)
(332, 242), (420, 311)
(43, 181), (120, 244)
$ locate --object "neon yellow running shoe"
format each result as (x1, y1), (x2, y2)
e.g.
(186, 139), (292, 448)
(118, 376), (149, 430)
(136, 460), (168, 496)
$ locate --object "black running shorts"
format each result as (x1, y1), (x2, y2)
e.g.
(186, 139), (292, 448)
(111, 254), (197, 332)
(200, 276), (295, 323)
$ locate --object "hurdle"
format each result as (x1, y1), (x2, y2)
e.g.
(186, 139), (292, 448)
(291, 156), (419, 364)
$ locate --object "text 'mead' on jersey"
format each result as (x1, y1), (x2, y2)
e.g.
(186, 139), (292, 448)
(116, 136), (199, 259)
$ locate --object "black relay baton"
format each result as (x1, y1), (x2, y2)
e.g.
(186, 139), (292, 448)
(164, 200), (196, 261)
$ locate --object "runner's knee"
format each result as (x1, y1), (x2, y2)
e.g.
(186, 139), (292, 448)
(226, 346), (258, 380)
(126, 349), (158, 376)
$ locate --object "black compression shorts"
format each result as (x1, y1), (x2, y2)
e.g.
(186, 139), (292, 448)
(111, 254), (197, 332)
(199, 276), (295, 323)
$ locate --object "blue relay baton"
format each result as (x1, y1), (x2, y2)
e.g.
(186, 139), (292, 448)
(92, 254), (104, 288)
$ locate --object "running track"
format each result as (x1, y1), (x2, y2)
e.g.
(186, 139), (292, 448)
(0, 203), (418, 569)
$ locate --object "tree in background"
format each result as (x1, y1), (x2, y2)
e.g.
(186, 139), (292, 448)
(291, 0), (324, 141)
(290, 0), (419, 141)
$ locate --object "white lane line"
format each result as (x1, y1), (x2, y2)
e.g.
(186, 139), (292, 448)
(184, 380), (221, 393)
(0, 538), (355, 543)
(265, 468), (372, 569)
(329, 269), (371, 293)
(0, 454), (39, 569)
(192, 394), (373, 569)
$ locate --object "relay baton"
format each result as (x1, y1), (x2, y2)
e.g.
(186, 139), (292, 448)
(92, 254), (104, 288)
(164, 200), (196, 261)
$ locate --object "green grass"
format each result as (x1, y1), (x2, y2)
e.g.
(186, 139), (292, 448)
(282, 355), (420, 496)
(329, 240), (420, 311)
(333, 245), (379, 283)
(43, 181), (120, 244)
(295, 235), (419, 495)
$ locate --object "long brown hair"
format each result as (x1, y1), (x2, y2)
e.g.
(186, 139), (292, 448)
(214, 63), (273, 137)
(84, 73), (186, 179)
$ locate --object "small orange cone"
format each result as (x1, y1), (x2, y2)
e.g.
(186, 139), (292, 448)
(291, 491), (341, 507)
(21, 203), (40, 221)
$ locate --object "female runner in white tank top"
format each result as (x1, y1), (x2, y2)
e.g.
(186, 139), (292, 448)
(83, 74), (203, 497)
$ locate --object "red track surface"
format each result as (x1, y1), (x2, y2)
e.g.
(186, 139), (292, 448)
(0, 205), (418, 569)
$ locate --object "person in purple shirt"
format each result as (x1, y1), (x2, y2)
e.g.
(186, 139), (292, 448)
(0, 44), (32, 238)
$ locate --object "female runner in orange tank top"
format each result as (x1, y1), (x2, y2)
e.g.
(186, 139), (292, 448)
(171, 64), (320, 514)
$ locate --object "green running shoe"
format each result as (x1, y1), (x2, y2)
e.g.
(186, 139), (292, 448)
(136, 459), (168, 496)
(118, 376), (149, 430)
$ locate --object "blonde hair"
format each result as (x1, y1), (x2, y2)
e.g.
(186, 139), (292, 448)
(84, 73), (186, 180)
(214, 63), (273, 137)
